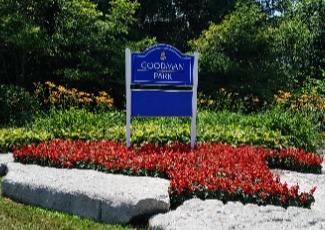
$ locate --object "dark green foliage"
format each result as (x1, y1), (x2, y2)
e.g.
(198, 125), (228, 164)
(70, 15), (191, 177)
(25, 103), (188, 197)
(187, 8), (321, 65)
(131, 0), (237, 52)
(190, 2), (279, 101)
(267, 108), (318, 152)
(0, 0), (153, 107)
(0, 85), (37, 126)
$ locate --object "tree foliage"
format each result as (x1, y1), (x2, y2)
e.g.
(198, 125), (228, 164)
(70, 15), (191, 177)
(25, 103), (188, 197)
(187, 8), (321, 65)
(190, 2), (278, 100)
(0, 0), (324, 108)
(132, 0), (237, 52)
(0, 0), (153, 106)
(191, 0), (325, 102)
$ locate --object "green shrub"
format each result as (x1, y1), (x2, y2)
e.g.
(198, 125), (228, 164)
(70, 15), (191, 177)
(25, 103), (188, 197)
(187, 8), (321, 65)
(267, 108), (318, 153)
(0, 109), (289, 152)
(0, 85), (37, 126)
(269, 78), (324, 153)
(0, 128), (52, 152)
(197, 111), (287, 148)
(28, 108), (125, 139)
(197, 89), (263, 113)
(1, 108), (320, 153)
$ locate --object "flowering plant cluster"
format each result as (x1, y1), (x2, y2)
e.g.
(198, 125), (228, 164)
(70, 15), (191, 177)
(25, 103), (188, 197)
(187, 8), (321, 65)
(266, 147), (323, 173)
(13, 140), (322, 209)
(198, 89), (261, 113)
(33, 81), (114, 111)
(274, 88), (325, 131)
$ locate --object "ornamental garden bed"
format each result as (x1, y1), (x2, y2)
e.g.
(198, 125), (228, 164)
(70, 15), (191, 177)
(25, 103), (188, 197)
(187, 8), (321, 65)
(13, 140), (323, 209)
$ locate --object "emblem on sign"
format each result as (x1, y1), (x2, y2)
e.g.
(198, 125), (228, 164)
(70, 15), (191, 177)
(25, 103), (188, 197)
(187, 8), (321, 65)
(160, 52), (166, 60)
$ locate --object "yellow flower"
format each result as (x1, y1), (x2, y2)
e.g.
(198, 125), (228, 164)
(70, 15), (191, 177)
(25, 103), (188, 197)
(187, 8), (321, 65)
(106, 98), (114, 104)
(58, 85), (66, 92)
(50, 97), (57, 103)
(276, 98), (283, 103)
(301, 94), (308, 102)
(99, 91), (108, 96)
(83, 97), (92, 103)
(52, 91), (59, 97)
(283, 92), (291, 98)
(67, 90), (75, 95)
(253, 97), (260, 103)
(45, 81), (56, 88)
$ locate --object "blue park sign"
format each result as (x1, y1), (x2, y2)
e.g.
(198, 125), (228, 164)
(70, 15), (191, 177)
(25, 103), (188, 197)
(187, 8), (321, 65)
(131, 44), (194, 86)
(125, 44), (199, 148)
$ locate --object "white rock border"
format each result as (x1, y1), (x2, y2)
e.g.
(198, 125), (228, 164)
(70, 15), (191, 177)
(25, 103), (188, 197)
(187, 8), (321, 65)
(0, 155), (170, 225)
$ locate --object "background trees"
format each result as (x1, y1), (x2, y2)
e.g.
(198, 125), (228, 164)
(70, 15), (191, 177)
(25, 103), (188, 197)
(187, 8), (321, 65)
(131, 0), (237, 52)
(191, 0), (325, 102)
(190, 2), (275, 100)
(0, 0), (153, 106)
(0, 0), (324, 108)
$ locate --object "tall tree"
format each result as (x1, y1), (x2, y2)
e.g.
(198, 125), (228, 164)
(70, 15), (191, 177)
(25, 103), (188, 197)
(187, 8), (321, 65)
(266, 0), (325, 86)
(190, 2), (279, 100)
(0, 0), (152, 106)
(132, 0), (237, 52)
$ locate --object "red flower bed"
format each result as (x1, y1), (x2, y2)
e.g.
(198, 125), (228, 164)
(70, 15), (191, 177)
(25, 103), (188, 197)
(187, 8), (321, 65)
(13, 140), (323, 208)
(266, 148), (323, 173)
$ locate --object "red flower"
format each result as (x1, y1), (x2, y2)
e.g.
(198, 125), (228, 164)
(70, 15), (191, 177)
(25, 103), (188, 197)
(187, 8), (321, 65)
(13, 140), (320, 208)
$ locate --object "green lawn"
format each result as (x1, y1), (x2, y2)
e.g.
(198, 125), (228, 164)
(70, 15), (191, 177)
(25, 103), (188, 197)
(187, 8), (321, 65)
(0, 178), (141, 230)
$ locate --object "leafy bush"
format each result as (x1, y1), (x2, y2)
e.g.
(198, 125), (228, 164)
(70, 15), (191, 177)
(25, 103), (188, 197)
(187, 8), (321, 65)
(269, 78), (325, 153)
(197, 89), (263, 113)
(0, 85), (37, 126)
(1, 107), (321, 153)
(0, 128), (51, 152)
(267, 108), (318, 153)
(197, 111), (288, 149)
(13, 140), (322, 209)
(0, 109), (296, 152)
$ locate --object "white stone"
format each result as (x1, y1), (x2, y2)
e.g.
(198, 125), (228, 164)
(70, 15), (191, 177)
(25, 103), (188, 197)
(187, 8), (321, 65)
(2, 162), (170, 224)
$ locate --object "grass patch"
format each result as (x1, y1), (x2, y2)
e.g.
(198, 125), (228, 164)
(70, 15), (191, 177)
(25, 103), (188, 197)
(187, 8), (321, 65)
(0, 178), (140, 230)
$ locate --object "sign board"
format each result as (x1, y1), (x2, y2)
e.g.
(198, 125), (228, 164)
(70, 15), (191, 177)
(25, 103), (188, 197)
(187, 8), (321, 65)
(125, 44), (198, 148)
(131, 44), (194, 86)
